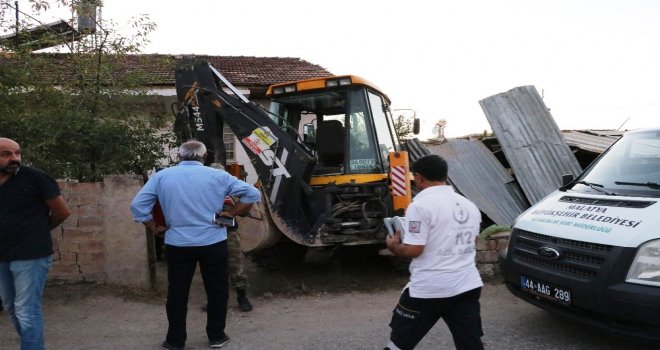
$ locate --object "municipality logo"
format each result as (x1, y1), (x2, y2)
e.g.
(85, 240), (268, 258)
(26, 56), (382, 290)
(453, 203), (469, 224)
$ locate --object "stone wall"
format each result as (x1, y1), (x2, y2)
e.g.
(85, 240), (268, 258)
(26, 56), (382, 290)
(50, 175), (150, 288)
(476, 232), (510, 280)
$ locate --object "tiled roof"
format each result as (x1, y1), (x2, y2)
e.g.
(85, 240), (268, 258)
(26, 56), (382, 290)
(0, 53), (332, 87)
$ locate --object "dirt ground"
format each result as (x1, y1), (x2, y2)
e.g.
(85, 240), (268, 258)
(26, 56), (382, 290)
(0, 247), (655, 350)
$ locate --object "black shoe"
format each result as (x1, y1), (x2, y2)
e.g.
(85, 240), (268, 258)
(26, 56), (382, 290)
(237, 295), (253, 312)
(209, 335), (230, 348)
(161, 340), (184, 350)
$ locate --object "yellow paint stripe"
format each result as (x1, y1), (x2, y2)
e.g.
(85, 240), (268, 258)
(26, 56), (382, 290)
(310, 173), (388, 186)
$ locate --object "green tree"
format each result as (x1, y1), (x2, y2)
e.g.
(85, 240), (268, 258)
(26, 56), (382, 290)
(393, 113), (415, 140)
(0, 0), (174, 181)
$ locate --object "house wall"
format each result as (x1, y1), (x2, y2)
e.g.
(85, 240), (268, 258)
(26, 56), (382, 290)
(51, 175), (150, 288)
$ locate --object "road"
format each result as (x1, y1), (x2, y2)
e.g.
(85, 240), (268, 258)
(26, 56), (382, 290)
(0, 249), (654, 349)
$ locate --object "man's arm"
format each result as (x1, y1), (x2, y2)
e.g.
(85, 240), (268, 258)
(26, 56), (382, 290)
(130, 179), (158, 224)
(220, 202), (254, 218)
(221, 178), (260, 218)
(46, 195), (71, 229)
(385, 230), (424, 258)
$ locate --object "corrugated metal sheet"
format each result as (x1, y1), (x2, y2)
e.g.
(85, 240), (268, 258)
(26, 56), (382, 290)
(425, 139), (529, 226)
(583, 130), (627, 137)
(401, 138), (431, 162)
(562, 130), (622, 154)
(479, 86), (582, 205)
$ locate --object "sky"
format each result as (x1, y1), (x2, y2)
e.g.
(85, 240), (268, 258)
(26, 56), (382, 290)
(11, 0), (660, 139)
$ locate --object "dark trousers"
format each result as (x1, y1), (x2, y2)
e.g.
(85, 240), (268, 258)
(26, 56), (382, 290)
(388, 287), (484, 350)
(165, 241), (229, 347)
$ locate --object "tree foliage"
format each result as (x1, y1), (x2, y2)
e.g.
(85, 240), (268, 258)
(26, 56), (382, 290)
(0, 0), (174, 181)
(393, 113), (415, 140)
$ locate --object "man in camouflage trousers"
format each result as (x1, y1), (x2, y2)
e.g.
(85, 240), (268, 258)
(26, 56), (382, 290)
(226, 225), (252, 312)
(206, 162), (253, 313)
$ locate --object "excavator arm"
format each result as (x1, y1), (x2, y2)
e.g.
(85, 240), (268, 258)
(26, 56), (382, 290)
(172, 57), (321, 245)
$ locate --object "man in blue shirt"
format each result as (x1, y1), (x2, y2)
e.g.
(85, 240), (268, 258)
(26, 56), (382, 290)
(131, 140), (261, 350)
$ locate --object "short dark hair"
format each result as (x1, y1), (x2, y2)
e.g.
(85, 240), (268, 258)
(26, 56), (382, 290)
(411, 155), (448, 182)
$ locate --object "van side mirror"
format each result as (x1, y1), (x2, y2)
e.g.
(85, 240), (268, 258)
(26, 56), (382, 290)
(413, 118), (420, 135)
(562, 174), (574, 187)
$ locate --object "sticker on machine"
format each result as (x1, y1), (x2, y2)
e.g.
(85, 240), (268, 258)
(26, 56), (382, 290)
(242, 127), (278, 155)
(242, 136), (264, 155)
(253, 127), (278, 146)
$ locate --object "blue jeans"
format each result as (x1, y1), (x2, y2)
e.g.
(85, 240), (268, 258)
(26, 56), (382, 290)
(0, 256), (52, 350)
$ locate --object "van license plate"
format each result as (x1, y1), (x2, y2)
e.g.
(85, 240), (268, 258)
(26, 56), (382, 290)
(520, 275), (571, 305)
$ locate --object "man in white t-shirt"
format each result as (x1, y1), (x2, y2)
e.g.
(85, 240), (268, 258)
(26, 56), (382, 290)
(384, 155), (484, 350)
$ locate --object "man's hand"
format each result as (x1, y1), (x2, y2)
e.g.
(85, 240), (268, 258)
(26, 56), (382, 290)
(385, 230), (402, 251)
(386, 230), (424, 258)
(222, 202), (254, 218)
(143, 220), (168, 237)
(152, 225), (168, 238)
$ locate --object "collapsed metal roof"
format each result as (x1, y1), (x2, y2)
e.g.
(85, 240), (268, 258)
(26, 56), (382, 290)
(562, 130), (623, 154)
(479, 85), (583, 205)
(402, 93), (625, 227)
(425, 139), (529, 226)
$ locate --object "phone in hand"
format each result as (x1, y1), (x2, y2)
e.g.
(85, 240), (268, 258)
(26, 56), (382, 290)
(384, 216), (405, 239)
(213, 213), (236, 227)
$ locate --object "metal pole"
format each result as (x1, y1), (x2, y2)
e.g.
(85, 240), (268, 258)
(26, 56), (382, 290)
(14, 1), (19, 48)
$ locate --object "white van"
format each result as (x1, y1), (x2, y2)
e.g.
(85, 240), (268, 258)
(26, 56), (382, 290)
(499, 127), (660, 340)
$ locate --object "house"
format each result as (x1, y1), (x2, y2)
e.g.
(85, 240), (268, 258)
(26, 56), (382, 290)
(1, 53), (332, 182)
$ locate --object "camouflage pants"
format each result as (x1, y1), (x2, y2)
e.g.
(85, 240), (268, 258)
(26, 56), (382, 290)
(227, 228), (248, 290)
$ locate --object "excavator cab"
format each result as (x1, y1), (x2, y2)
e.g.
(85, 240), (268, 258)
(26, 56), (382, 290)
(267, 76), (399, 176)
(264, 76), (410, 245)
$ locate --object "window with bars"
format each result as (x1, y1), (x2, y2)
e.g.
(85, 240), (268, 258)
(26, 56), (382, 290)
(223, 125), (236, 162)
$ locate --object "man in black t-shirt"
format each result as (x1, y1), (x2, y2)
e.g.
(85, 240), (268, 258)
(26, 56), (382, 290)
(0, 137), (71, 349)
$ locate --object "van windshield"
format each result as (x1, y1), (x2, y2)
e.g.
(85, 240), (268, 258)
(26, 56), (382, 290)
(576, 130), (660, 197)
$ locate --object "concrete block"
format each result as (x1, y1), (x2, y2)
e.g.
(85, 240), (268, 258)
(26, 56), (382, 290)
(79, 240), (104, 253)
(496, 238), (510, 251)
(60, 252), (78, 265)
(78, 216), (105, 227)
(59, 241), (81, 252)
(50, 263), (81, 278)
(64, 227), (100, 241)
(476, 250), (499, 264)
(476, 238), (497, 251)
(78, 251), (104, 265)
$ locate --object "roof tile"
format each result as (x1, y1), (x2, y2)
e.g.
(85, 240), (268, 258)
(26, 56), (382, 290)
(0, 53), (332, 87)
